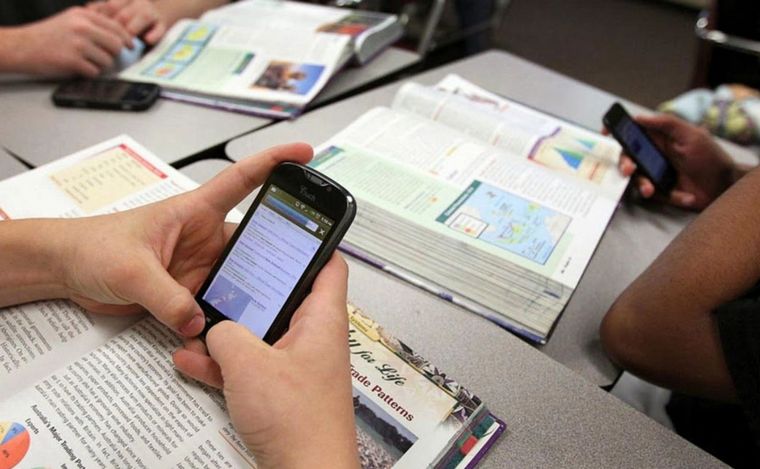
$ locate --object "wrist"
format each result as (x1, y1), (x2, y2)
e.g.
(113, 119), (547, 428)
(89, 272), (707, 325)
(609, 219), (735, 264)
(255, 412), (359, 469)
(0, 27), (29, 73)
(730, 163), (752, 186)
(0, 219), (71, 307)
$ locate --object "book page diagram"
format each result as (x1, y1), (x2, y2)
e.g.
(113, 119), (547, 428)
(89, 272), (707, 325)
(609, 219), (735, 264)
(528, 129), (613, 183)
(0, 421), (30, 469)
(437, 181), (571, 265)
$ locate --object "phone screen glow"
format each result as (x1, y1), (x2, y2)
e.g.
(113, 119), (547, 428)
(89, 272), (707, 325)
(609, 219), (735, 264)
(201, 184), (333, 338)
(616, 117), (668, 182)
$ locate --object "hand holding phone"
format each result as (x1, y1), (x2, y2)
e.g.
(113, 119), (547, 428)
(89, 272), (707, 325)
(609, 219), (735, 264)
(195, 162), (356, 343)
(603, 102), (678, 193)
(604, 105), (739, 210)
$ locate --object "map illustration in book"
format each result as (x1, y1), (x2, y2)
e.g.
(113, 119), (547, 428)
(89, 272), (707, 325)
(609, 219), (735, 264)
(437, 180), (571, 265)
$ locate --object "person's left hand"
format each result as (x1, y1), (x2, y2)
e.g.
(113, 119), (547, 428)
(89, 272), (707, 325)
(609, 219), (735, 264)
(61, 143), (312, 337)
(89, 0), (168, 45)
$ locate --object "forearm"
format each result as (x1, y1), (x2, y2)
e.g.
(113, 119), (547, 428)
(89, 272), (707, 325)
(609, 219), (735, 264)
(154, 0), (227, 26)
(0, 27), (30, 74)
(731, 162), (754, 185)
(0, 219), (69, 308)
(602, 166), (760, 400)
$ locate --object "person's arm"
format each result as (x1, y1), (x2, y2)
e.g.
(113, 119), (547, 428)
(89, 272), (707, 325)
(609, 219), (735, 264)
(600, 165), (760, 401)
(0, 7), (132, 77)
(0, 219), (69, 307)
(91, 0), (227, 45)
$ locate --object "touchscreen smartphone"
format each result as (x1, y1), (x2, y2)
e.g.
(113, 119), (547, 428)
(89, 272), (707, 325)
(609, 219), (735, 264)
(603, 102), (677, 192)
(195, 162), (356, 343)
(52, 79), (160, 111)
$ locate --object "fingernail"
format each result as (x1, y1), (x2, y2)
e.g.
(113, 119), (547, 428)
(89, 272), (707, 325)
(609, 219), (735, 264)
(179, 313), (204, 337)
(682, 194), (696, 206)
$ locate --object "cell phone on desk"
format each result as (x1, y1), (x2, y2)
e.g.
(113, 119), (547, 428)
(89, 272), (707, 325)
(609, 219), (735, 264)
(603, 102), (677, 193)
(52, 78), (160, 111)
(195, 162), (356, 344)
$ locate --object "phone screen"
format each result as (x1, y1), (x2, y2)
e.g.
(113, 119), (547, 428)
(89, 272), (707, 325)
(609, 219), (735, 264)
(201, 184), (334, 337)
(614, 116), (669, 182)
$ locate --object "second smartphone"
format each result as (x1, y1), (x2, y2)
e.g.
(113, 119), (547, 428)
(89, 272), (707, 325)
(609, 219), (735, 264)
(52, 79), (160, 111)
(603, 102), (677, 193)
(195, 162), (356, 344)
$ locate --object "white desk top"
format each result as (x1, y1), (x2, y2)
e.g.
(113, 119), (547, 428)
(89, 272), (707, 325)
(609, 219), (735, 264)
(225, 50), (704, 386)
(172, 155), (722, 467)
(0, 148), (27, 181)
(0, 48), (419, 167)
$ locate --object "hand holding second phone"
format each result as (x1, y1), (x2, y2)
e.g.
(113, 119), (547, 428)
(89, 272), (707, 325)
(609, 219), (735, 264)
(614, 114), (739, 211)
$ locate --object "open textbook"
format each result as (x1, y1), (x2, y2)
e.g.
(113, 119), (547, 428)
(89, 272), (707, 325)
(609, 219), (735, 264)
(311, 75), (629, 343)
(120, 0), (402, 118)
(0, 136), (503, 468)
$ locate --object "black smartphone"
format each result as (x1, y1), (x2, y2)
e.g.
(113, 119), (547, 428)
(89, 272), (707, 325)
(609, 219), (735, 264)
(52, 79), (160, 111)
(603, 102), (677, 193)
(195, 162), (356, 344)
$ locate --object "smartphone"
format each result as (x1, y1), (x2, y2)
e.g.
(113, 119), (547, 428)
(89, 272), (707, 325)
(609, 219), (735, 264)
(52, 79), (160, 111)
(195, 162), (356, 343)
(603, 102), (677, 192)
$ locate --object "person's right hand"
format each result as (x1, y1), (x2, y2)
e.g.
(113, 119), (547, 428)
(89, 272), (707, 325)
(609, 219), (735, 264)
(89, 0), (168, 45)
(173, 254), (360, 469)
(614, 114), (738, 211)
(7, 7), (132, 77)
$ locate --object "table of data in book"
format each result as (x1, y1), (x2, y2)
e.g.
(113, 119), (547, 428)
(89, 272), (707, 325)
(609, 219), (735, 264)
(0, 47), (418, 167)
(224, 50), (760, 387)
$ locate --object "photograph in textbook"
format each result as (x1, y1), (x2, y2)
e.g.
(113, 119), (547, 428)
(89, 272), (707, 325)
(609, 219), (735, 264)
(353, 391), (416, 468)
(252, 61), (326, 96)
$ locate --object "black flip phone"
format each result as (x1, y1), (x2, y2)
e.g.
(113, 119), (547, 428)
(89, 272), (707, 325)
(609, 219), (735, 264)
(603, 102), (677, 193)
(195, 162), (356, 344)
(52, 79), (160, 111)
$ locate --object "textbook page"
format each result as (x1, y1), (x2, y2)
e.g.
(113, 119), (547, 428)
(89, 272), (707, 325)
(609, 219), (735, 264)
(0, 318), (257, 469)
(120, 19), (350, 108)
(312, 107), (622, 338)
(0, 136), (241, 397)
(392, 76), (628, 197)
(0, 309), (502, 469)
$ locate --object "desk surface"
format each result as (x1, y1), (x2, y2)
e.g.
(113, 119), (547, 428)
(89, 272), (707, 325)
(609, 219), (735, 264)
(0, 48), (418, 167)
(171, 156), (722, 468)
(225, 50), (695, 386)
(0, 148), (27, 181)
